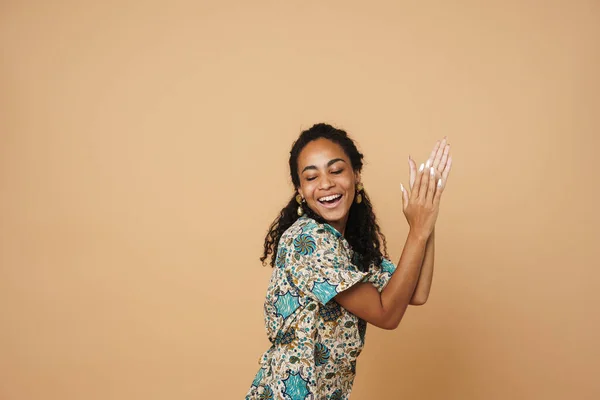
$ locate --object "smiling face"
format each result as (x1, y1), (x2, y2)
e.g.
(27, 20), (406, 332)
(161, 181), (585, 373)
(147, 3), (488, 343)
(296, 138), (360, 235)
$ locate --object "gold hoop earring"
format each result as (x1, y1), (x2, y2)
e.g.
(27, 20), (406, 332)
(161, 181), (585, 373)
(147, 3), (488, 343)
(355, 183), (364, 204)
(296, 194), (305, 216)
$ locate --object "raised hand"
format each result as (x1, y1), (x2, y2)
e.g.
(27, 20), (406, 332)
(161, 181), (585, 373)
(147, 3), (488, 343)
(400, 163), (443, 240)
(408, 137), (453, 190)
(400, 137), (453, 238)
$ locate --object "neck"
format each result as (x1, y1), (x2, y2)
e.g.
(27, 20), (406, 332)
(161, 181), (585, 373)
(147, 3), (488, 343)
(329, 219), (347, 237)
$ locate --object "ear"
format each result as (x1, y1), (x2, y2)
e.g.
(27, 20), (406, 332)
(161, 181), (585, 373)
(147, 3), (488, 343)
(297, 188), (305, 200)
(354, 171), (361, 185)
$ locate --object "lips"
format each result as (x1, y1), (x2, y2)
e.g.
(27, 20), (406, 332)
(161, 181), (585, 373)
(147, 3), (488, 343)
(317, 194), (343, 208)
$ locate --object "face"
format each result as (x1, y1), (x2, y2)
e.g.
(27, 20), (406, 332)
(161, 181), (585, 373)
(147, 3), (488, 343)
(296, 138), (359, 235)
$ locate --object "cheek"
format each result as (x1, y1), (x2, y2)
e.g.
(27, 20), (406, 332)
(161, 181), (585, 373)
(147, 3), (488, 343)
(342, 176), (356, 191)
(299, 182), (314, 198)
(306, 184), (318, 198)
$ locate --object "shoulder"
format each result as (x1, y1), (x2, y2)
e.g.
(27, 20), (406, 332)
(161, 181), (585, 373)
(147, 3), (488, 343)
(279, 217), (342, 256)
(281, 216), (338, 242)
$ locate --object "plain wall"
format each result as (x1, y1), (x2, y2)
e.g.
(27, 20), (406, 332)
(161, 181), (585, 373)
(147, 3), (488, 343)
(1, 0), (599, 399)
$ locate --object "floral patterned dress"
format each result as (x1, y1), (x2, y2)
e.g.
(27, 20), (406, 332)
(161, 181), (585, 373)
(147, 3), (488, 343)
(246, 216), (396, 400)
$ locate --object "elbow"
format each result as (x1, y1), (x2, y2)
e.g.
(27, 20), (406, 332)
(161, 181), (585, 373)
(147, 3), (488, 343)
(381, 320), (400, 330)
(409, 299), (427, 306)
(379, 313), (402, 330)
(409, 296), (428, 306)
(377, 302), (413, 330)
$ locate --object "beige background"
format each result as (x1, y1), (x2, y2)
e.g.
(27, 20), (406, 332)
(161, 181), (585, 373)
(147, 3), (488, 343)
(1, 0), (599, 399)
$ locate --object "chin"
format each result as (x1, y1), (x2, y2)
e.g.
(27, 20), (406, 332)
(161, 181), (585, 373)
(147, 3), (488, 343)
(317, 208), (350, 226)
(308, 198), (351, 225)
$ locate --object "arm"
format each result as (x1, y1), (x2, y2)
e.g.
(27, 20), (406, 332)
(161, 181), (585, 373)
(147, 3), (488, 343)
(407, 138), (452, 305)
(409, 228), (435, 306)
(336, 231), (428, 330)
(335, 164), (443, 330)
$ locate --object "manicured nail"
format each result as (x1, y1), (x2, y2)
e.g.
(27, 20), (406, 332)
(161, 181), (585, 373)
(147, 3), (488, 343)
(419, 163), (424, 172)
(426, 159), (431, 168)
(400, 183), (404, 192)
(430, 167), (434, 176)
(438, 179), (442, 187)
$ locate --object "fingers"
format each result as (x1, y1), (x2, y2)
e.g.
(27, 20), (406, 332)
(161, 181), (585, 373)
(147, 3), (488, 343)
(436, 143), (450, 173)
(427, 140), (441, 168)
(419, 138), (451, 208)
(431, 137), (447, 170)
(400, 183), (408, 210)
(417, 163), (429, 201)
(411, 163), (426, 201)
(433, 172), (445, 207)
(425, 167), (437, 204)
(442, 155), (453, 183)
(410, 141), (452, 205)
(408, 156), (416, 189)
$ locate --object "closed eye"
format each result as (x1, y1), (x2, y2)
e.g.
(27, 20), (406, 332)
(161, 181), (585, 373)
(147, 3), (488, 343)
(305, 168), (343, 181)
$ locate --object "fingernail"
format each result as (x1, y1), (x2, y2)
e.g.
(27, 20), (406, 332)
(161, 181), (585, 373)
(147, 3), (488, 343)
(419, 163), (424, 172)
(438, 179), (442, 187)
(400, 183), (404, 192)
(426, 159), (430, 168)
(430, 167), (434, 176)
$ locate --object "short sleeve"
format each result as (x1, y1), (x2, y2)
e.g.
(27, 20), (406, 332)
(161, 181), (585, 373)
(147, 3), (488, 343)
(281, 223), (367, 305)
(361, 257), (397, 292)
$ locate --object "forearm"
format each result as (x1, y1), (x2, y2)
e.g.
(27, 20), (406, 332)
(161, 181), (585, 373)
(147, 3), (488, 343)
(410, 228), (435, 305)
(380, 231), (428, 329)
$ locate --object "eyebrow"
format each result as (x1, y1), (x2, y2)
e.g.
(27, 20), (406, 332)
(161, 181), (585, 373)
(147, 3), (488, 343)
(301, 158), (346, 173)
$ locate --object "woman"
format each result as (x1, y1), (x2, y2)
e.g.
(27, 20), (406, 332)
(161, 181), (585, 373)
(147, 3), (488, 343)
(246, 123), (452, 399)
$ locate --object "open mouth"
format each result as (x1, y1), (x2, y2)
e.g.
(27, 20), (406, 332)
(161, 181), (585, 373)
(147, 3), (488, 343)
(317, 194), (342, 208)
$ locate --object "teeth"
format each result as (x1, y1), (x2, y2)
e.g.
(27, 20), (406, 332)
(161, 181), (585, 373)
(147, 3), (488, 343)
(319, 194), (342, 202)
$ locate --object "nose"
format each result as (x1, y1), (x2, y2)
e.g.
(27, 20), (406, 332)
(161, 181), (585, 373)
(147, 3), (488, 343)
(319, 175), (334, 190)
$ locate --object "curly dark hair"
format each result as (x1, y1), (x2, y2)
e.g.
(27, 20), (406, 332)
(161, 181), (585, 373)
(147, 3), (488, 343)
(260, 123), (388, 272)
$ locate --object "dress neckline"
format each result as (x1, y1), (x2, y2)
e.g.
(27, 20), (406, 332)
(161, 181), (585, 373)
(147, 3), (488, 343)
(298, 216), (353, 253)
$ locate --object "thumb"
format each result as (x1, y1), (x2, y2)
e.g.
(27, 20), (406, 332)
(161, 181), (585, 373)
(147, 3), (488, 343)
(408, 156), (417, 189)
(400, 183), (409, 211)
